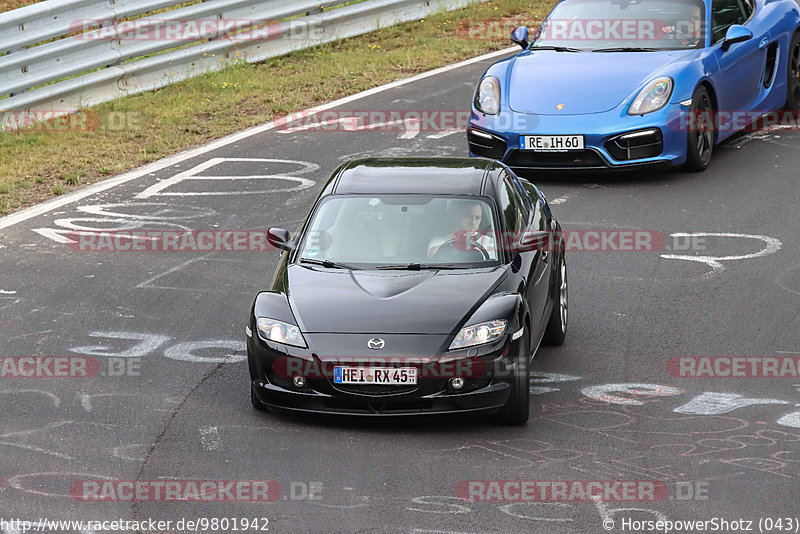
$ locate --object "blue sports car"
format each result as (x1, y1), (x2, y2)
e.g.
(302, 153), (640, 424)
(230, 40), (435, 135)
(467, 0), (800, 172)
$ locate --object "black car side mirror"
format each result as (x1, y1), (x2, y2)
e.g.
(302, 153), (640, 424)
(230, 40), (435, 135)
(721, 24), (752, 51)
(267, 227), (295, 252)
(516, 230), (551, 253)
(510, 26), (530, 49)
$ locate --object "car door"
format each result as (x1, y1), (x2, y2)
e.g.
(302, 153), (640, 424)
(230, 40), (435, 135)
(711, 0), (768, 112)
(498, 172), (548, 338)
(515, 177), (554, 331)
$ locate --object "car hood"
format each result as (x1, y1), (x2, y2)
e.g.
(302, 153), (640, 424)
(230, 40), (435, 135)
(286, 264), (508, 334)
(507, 50), (687, 115)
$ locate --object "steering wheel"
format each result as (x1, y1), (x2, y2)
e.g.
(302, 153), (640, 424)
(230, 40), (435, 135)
(433, 237), (490, 262)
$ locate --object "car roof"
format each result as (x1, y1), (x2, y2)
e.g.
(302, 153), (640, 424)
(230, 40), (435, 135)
(330, 158), (504, 196)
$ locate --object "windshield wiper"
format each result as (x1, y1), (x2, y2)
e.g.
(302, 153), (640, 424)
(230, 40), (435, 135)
(375, 263), (465, 270)
(592, 47), (662, 52)
(299, 258), (359, 270)
(529, 45), (583, 52)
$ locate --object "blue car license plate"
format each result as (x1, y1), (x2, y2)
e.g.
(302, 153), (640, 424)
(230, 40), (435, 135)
(521, 135), (584, 152)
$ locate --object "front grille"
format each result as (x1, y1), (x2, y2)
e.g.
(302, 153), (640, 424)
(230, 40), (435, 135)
(468, 129), (507, 159)
(333, 383), (418, 396)
(505, 148), (605, 168)
(604, 129), (663, 161)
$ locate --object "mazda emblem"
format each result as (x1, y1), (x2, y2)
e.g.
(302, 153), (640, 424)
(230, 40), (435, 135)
(367, 338), (385, 350)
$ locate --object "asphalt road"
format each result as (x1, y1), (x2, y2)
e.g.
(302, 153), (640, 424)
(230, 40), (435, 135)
(1, 50), (799, 533)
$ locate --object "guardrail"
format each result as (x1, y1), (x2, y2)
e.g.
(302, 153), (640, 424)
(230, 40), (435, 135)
(0, 0), (485, 129)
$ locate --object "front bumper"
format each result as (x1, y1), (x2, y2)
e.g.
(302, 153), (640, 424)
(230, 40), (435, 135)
(467, 102), (688, 172)
(247, 331), (518, 417)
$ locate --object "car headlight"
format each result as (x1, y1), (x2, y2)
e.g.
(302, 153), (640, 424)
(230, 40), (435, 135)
(475, 76), (501, 115)
(449, 319), (508, 350)
(256, 317), (306, 348)
(628, 77), (673, 115)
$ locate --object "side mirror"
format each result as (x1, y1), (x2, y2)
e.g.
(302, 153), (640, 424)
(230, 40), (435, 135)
(267, 227), (294, 252)
(721, 24), (752, 51)
(516, 230), (551, 253)
(510, 26), (530, 49)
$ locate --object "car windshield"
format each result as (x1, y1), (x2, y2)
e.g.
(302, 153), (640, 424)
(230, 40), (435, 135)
(531, 0), (706, 51)
(296, 195), (501, 269)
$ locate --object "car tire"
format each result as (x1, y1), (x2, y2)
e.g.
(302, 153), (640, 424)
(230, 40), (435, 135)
(251, 384), (269, 412)
(682, 85), (714, 172)
(542, 253), (567, 346)
(496, 329), (530, 425)
(785, 32), (800, 110)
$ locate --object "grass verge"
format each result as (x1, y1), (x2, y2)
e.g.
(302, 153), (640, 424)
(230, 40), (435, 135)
(0, 0), (554, 215)
(1, 0), (39, 12)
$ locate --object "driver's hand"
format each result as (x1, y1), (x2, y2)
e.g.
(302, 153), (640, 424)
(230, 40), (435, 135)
(452, 231), (469, 252)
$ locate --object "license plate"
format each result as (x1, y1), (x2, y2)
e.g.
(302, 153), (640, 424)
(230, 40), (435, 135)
(520, 135), (584, 152)
(333, 366), (418, 385)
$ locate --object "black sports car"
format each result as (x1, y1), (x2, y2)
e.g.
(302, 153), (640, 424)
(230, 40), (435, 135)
(246, 158), (567, 424)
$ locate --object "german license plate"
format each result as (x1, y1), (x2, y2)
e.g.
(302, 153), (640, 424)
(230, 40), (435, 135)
(521, 135), (584, 152)
(333, 366), (418, 385)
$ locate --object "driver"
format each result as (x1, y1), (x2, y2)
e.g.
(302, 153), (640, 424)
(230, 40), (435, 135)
(427, 201), (496, 259)
(661, 10), (702, 47)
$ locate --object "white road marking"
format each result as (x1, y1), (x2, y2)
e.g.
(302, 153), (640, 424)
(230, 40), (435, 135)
(0, 47), (516, 231)
(530, 372), (582, 384)
(530, 387), (560, 395)
(5, 471), (116, 498)
(426, 129), (463, 140)
(135, 158), (317, 199)
(0, 389), (60, 408)
(777, 405), (800, 428)
(580, 383), (684, 406)
(69, 331), (171, 359)
(163, 340), (246, 363)
(660, 232), (781, 279)
(674, 392), (789, 415)
(0, 441), (74, 460)
(0, 289), (16, 294)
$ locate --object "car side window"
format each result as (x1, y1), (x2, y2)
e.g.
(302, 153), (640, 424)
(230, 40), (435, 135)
(741, 0), (754, 19)
(519, 179), (547, 230)
(712, 0), (748, 43)
(499, 176), (526, 238)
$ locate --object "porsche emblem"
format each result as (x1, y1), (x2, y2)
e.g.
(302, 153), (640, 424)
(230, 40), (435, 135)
(556, 104), (565, 110)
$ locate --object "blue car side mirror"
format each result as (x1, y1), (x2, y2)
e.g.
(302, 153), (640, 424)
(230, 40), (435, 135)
(722, 24), (753, 51)
(510, 26), (529, 49)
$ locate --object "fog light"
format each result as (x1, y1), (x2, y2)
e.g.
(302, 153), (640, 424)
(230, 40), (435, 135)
(449, 377), (465, 390)
(292, 376), (306, 388)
